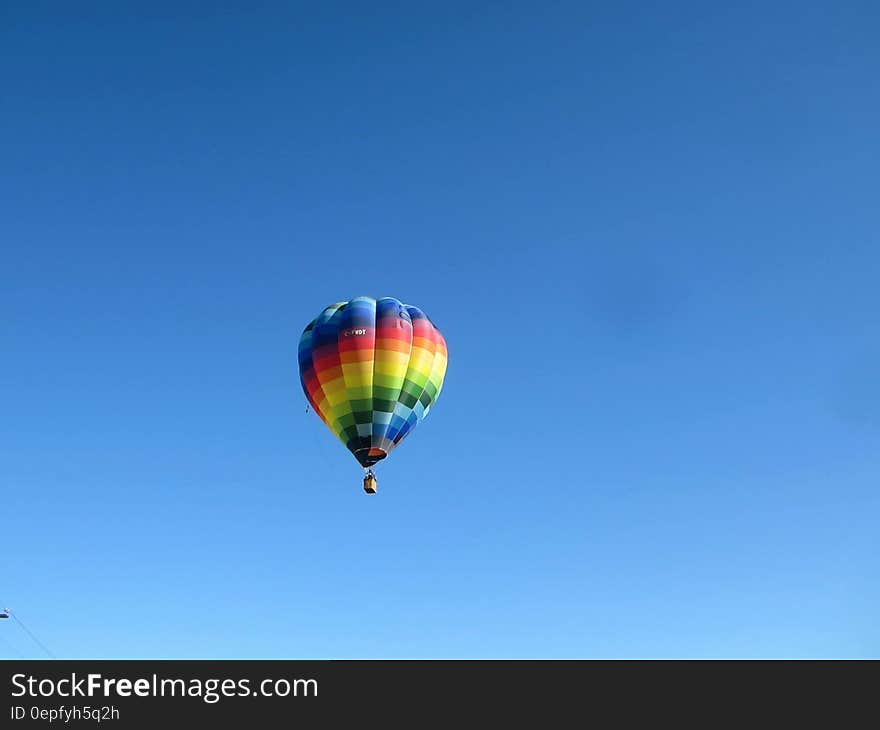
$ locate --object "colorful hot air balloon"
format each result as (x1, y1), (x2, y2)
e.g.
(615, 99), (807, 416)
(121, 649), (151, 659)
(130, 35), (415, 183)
(298, 296), (448, 493)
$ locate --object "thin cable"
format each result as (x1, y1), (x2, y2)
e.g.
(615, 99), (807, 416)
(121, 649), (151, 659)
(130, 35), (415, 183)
(10, 612), (55, 658)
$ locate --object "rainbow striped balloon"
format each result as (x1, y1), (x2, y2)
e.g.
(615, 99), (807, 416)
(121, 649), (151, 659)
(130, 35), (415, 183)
(298, 296), (448, 468)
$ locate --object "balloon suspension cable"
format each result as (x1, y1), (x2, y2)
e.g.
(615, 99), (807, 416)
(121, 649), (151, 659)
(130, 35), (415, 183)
(0, 604), (54, 658)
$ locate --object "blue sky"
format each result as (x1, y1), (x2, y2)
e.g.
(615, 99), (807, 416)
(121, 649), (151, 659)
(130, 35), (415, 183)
(2, 1), (878, 658)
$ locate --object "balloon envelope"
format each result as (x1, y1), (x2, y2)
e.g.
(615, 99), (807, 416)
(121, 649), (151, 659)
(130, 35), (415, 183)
(298, 296), (448, 467)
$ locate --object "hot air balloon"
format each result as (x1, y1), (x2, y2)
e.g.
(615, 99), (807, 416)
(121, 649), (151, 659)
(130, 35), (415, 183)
(298, 296), (448, 493)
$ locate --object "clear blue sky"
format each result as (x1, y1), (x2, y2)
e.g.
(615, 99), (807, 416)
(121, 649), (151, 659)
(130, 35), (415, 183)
(2, 1), (878, 658)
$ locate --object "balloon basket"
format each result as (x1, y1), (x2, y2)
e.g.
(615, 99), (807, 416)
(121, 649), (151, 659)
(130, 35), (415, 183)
(363, 473), (378, 494)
